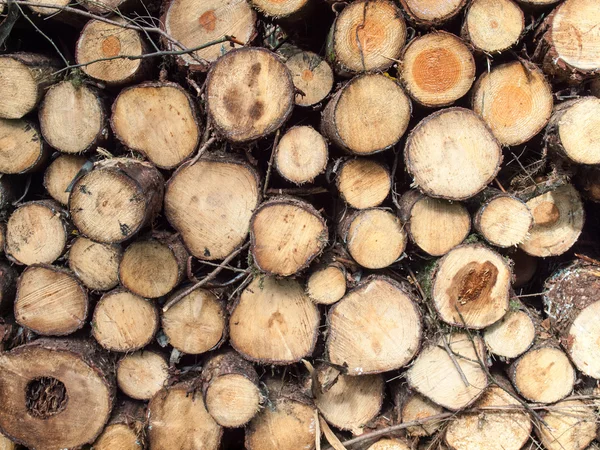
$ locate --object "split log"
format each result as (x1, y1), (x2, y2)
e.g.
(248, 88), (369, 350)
(92, 288), (159, 352)
(398, 190), (470, 256)
(0, 262), (16, 313)
(326, 0), (406, 75)
(111, 82), (201, 169)
(201, 350), (262, 427)
(340, 208), (406, 269)
(431, 244), (512, 329)
(68, 236), (122, 291)
(162, 288), (226, 354)
(206, 47), (294, 142)
(43, 154), (87, 205)
(462, 0), (524, 54)
(399, 0), (467, 27)
(398, 391), (445, 437)
(0, 53), (59, 119)
(472, 61), (553, 146)
(69, 157), (164, 244)
(368, 439), (410, 450)
(321, 73), (411, 155)
(284, 49), (334, 106)
(229, 276), (319, 364)
(14, 264), (88, 336)
(336, 159), (391, 209)
(483, 307), (536, 359)
(0, 119), (48, 174)
(535, 400), (597, 450)
(93, 400), (146, 450)
(39, 81), (106, 154)
(400, 31), (475, 108)
(0, 339), (115, 450)
(545, 97), (600, 165)
(250, 197), (327, 276)
(275, 126), (328, 184)
(116, 350), (169, 400)
(404, 108), (502, 200)
(148, 381), (222, 450)
(406, 332), (488, 410)
(163, 0), (256, 71)
(326, 276), (422, 374)
(306, 261), (347, 305)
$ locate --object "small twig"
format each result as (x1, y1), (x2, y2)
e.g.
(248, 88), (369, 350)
(266, 187), (329, 196)
(494, 178), (507, 193)
(15, 3), (68, 65)
(263, 130), (281, 197)
(575, 253), (600, 266)
(188, 136), (216, 166)
(441, 333), (470, 388)
(199, 260), (248, 273)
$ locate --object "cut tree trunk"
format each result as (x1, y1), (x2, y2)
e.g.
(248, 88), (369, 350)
(275, 126), (328, 185)
(93, 400), (146, 450)
(326, 0), (406, 75)
(0, 53), (59, 119)
(326, 276), (421, 374)
(400, 31), (475, 108)
(250, 0), (310, 19)
(399, 0), (467, 27)
(283, 48), (334, 106)
(404, 108), (502, 200)
(165, 154), (260, 261)
(0, 262), (16, 313)
(472, 61), (553, 146)
(368, 439), (411, 450)
(397, 390), (445, 437)
(116, 350), (169, 400)
(201, 350), (262, 427)
(111, 82), (201, 169)
(0, 338), (115, 450)
(398, 189), (470, 256)
(26, 0), (69, 15)
(406, 332), (488, 411)
(206, 47), (294, 142)
(92, 288), (159, 352)
(430, 244), (512, 329)
(15, 264), (88, 336)
(483, 304), (536, 359)
(229, 276), (319, 364)
(250, 197), (327, 276)
(0, 119), (48, 174)
(147, 381), (222, 450)
(69, 157), (164, 244)
(536, 399), (597, 450)
(43, 154), (87, 206)
(321, 73), (411, 155)
(336, 158), (391, 209)
(161, 287), (226, 355)
(39, 81), (106, 154)
(339, 208), (407, 269)
(68, 236), (122, 291)
(306, 261), (347, 305)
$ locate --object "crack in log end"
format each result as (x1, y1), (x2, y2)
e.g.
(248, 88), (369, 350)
(26, 377), (68, 419)
(448, 261), (498, 312)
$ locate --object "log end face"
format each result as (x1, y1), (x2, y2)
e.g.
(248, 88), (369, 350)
(206, 374), (262, 427)
(0, 57), (38, 120)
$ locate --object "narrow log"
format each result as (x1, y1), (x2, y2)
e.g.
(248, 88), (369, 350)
(43, 154), (87, 206)
(93, 400), (146, 450)
(275, 126), (328, 185)
(68, 236), (122, 291)
(306, 261), (347, 305)
(398, 390), (445, 437)
(116, 350), (169, 400)
(284, 49), (334, 106)
(474, 192), (533, 248)
(337, 159), (391, 209)
(483, 307), (536, 359)
(399, 0), (467, 27)
(0, 119), (48, 174)
(535, 400), (597, 450)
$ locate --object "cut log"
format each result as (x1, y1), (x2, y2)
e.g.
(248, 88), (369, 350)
(76, 19), (148, 86)
(206, 47), (294, 142)
(518, 183), (584, 257)
(0, 119), (48, 174)
(474, 193), (533, 248)
(250, 197), (327, 276)
(544, 261), (600, 378)
(326, 276), (421, 374)
(69, 158), (164, 244)
(162, 288), (226, 354)
(0, 339), (115, 450)
(148, 381), (222, 450)
(462, 0), (524, 54)
(337, 159), (391, 209)
(81, 0), (129, 13)
(431, 244), (512, 329)
(43, 154), (87, 206)
(92, 288), (159, 352)
(250, 0), (309, 18)
(14, 264), (88, 336)
(275, 126), (328, 184)
(326, 0), (406, 75)
(39, 81), (106, 154)
(405, 108), (502, 200)
(368, 440), (411, 450)
(68, 236), (122, 291)
(119, 234), (188, 299)
(306, 262), (347, 305)
(163, 0), (256, 71)
(509, 248), (538, 288)
(400, 31), (475, 108)
(399, 0), (467, 27)
(229, 276), (319, 364)
(111, 82), (201, 169)
(399, 391), (445, 437)
(536, 400), (597, 450)
(26, 0), (69, 15)
(93, 400), (145, 450)
(285, 50), (334, 106)
(340, 208), (406, 269)
(444, 383), (532, 450)
(545, 97), (600, 165)
(321, 73), (411, 155)
(201, 350), (262, 427)
(165, 155), (260, 260)
(406, 332), (488, 410)
(0, 54), (59, 119)
(116, 350), (169, 400)
(398, 189), (470, 256)
(0, 262), (16, 313)
(483, 308), (536, 359)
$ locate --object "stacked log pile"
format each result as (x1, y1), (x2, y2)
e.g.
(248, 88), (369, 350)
(0, 0), (599, 449)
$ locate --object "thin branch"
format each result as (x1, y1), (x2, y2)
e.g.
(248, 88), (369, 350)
(263, 129), (281, 197)
(441, 332), (470, 388)
(188, 136), (216, 166)
(15, 3), (68, 65)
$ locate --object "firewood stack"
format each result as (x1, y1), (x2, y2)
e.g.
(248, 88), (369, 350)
(0, 0), (599, 448)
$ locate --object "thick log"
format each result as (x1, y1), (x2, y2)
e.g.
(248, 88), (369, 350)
(116, 350), (169, 400)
